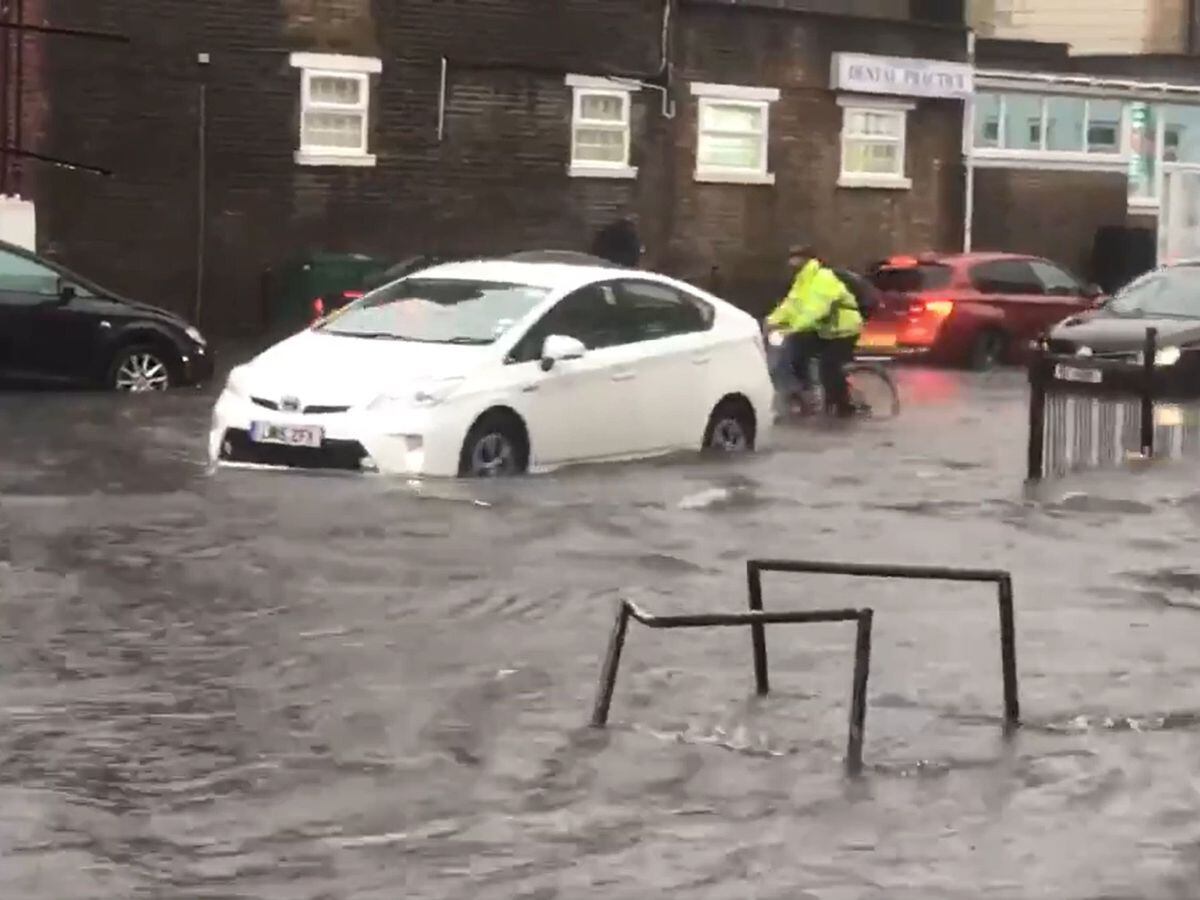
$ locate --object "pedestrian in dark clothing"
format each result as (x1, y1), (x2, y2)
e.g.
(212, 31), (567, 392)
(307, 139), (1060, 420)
(591, 217), (642, 268)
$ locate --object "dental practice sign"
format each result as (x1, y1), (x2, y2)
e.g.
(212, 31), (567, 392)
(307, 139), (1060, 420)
(830, 52), (974, 101)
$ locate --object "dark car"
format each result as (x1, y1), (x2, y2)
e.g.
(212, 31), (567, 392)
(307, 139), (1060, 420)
(1046, 262), (1200, 368)
(863, 252), (1105, 369)
(0, 240), (211, 391)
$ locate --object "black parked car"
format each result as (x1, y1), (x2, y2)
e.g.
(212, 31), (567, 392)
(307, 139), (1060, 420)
(1046, 261), (1200, 369)
(0, 240), (211, 391)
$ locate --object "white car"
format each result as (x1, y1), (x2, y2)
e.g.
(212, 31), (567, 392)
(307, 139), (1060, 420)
(209, 259), (774, 477)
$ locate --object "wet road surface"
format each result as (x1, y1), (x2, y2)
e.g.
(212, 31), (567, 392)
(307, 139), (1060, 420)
(4, 367), (1200, 898)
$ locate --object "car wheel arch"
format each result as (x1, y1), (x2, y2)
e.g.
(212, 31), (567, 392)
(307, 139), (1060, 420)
(102, 327), (184, 379)
(703, 392), (757, 448)
(460, 405), (531, 464)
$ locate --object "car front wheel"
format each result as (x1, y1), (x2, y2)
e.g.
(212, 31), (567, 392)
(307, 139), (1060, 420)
(108, 345), (174, 392)
(458, 411), (530, 477)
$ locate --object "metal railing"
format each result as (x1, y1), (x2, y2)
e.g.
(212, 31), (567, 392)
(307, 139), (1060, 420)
(590, 559), (1022, 776)
(590, 599), (875, 774)
(1027, 327), (1200, 481)
(747, 560), (1020, 731)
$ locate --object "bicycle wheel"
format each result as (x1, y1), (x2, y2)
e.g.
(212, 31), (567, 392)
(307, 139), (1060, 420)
(845, 364), (900, 420)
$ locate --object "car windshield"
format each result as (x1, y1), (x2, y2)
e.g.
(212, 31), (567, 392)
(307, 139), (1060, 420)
(1108, 267), (1200, 319)
(317, 277), (550, 344)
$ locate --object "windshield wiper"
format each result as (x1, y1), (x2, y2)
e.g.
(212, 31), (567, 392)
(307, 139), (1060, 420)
(322, 330), (402, 340)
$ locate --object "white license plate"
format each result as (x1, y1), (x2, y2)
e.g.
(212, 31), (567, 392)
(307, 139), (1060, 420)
(1053, 364), (1102, 384)
(249, 422), (324, 448)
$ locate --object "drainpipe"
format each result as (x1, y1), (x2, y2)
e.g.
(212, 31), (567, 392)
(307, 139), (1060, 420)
(963, 28), (977, 252)
(12, 0), (22, 194)
(194, 53), (209, 327)
(0, 0), (10, 195)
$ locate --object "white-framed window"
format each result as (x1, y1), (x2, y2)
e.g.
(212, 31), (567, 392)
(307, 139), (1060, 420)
(566, 75), (637, 179)
(289, 52), (381, 167)
(690, 82), (780, 185)
(971, 90), (1131, 174)
(837, 96), (914, 190)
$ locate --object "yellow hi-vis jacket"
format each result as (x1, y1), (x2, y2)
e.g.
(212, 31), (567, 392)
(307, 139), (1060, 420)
(767, 259), (863, 339)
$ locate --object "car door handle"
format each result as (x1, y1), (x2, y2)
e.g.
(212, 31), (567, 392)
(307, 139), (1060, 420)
(692, 355), (711, 366)
(521, 384), (539, 393)
(611, 370), (636, 382)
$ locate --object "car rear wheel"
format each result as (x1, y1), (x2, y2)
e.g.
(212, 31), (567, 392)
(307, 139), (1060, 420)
(967, 329), (1005, 371)
(458, 411), (529, 477)
(703, 397), (756, 453)
(108, 345), (174, 392)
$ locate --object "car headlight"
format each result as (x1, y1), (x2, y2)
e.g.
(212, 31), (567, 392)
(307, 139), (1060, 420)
(368, 377), (464, 412)
(1134, 346), (1182, 367)
(224, 364), (252, 398)
(1156, 345), (1182, 367)
(766, 329), (785, 348)
(185, 325), (207, 347)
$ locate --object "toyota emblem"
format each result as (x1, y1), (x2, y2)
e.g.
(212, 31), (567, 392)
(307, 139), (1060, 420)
(280, 396), (301, 412)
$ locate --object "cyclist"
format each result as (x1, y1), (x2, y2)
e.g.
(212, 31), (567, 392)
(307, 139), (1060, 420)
(767, 243), (863, 418)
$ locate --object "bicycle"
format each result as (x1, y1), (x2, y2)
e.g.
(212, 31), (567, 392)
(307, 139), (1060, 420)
(766, 331), (901, 421)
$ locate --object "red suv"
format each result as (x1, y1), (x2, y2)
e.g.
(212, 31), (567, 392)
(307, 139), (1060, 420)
(863, 252), (1105, 369)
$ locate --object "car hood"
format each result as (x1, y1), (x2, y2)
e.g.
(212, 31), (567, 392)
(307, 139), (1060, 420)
(1048, 309), (1200, 352)
(239, 329), (494, 405)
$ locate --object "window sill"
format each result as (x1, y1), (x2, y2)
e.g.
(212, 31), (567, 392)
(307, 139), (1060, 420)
(694, 169), (775, 186)
(295, 151), (377, 168)
(837, 173), (912, 191)
(567, 164), (638, 180)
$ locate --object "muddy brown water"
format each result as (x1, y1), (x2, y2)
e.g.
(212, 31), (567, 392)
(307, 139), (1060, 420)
(3, 367), (1200, 898)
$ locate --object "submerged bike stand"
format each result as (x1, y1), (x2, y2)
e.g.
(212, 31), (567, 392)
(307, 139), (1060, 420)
(589, 559), (1021, 775)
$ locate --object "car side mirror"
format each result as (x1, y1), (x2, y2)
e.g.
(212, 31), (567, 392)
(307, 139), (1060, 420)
(540, 334), (586, 372)
(57, 279), (76, 303)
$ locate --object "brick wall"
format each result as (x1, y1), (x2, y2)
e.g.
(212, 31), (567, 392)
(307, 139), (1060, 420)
(25, 0), (967, 334)
(971, 168), (1129, 281)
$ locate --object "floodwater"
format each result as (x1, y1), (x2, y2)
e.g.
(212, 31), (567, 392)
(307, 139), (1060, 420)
(3, 366), (1200, 899)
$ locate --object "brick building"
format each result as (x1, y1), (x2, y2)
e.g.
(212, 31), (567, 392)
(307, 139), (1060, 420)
(4, 0), (972, 334)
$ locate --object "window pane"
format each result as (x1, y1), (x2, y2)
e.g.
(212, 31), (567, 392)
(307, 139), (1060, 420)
(970, 260), (1044, 295)
(617, 281), (709, 340)
(1087, 98), (1122, 154)
(1029, 260), (1081, 295)
(700, 102), (763, 134)
(1001, 93), (1042, 151)
(579, 93), (624, 123)
(309, 75), (362, 106)
(1129, 102), (1158, 200)
(1045, 95), (1085, 152)
(842, 138), (900, 175)
(698, 132), (762, 170)
(302, 111), (364, 149)
(574, 126), (625, 163)
(0, 250), (58, 295)
(1165, 104), (1200, 164)
(975, 92), (1001, 148)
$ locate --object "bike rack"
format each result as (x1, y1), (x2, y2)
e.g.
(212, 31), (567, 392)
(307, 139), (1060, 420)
(590, 599), (875, 775)
(747, 559), (1020, 731)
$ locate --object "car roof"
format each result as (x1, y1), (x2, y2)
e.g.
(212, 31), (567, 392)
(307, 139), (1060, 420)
(409, 258), (655, 292)
(878, 251), (1038, 268)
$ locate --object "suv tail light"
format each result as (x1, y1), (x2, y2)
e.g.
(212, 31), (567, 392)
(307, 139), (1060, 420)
(907, 298), (954, 319)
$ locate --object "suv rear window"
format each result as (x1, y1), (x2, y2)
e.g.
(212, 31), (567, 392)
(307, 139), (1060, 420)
(871, 265), (952, 293)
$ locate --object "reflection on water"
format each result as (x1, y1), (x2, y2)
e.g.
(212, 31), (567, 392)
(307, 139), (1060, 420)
(2, 370), (1200, 897)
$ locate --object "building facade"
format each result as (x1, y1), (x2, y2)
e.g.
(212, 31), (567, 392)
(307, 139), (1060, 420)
(5, 0), (971, 334)
(969, 0), (1195, 55)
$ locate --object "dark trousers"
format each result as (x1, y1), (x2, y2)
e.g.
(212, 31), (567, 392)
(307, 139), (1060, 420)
(783, 331), (821, 389)
(819, 336), (858, 415)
